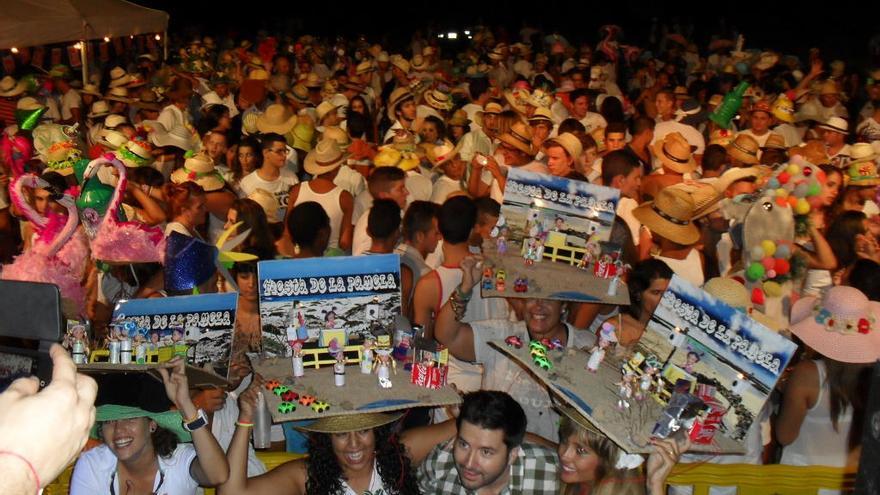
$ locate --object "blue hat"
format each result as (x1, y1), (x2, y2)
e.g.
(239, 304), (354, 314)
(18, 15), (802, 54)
(164, 232), (218, 292)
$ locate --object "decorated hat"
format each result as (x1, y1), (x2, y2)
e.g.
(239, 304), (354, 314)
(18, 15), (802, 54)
(430, 139), (461, 170)
(171, 151), (225, 191)
(771, 94), (795, 123)
(790, 286), (880, 363)
(97, 129), (129, 150)
(652, 132), (697, 173)
(114, 139), (152, 168)
(726, 134), (760, 165)
(257, 104), (297, 135)
(304, 138), (348, 176)
(503, 88), (530, 115)
(709, 128), (736, 147)
(44, 141), (81, 176)
(847, 155), (880, 187)
(703, 276), (785, 332)
(498, 120), (535, 157)
(633, 187), (701, 245)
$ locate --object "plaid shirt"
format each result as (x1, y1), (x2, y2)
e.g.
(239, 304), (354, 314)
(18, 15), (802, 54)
(417, 439), (559, 494)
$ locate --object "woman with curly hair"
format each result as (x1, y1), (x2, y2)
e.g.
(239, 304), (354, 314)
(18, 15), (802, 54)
(221, 378), (421, 495)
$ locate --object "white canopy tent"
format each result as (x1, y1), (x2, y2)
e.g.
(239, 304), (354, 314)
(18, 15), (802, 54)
(0, 0), (169, 83)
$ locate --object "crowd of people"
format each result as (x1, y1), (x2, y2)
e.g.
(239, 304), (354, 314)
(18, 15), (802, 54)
(1, 20), (879, 495)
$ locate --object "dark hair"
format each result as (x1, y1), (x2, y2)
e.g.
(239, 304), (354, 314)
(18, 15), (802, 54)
(457, 391), (527, 451)
(40, 171), (69, 199)
(305, 422), (419, 495)
(231, 136), (263, 182)
(847, 259), (880, 301)
(129, 166), (166, 188)
(439, 196), (477, 244)
(259, 132), (287, 151)
(402, 200), (439, 242)
(474, 197), (501, 226)
(702, 144), (729, 173)
(367, 199), (401, 240)
(599, 97), (625, 124)
(468, 77), (489, 101)
(604, 122), (627, 137)
(422, 115), (446, 141)
(760, 148), (788, 166)
(287, 201), (330, 251)
(631, 116), (655, 136)
(827, 210), (867, 269)
(368, 166), (406, 195)
(163, 181), (206, 219)
(601, 150), (639, 187)
(569, 88), (590, 104)
(558, 118), (586, 135)
(231, 198), (277, 260)
(346, 111), (372, 141)
(198, 104), (230, 136)
(626, 259), (673, 319)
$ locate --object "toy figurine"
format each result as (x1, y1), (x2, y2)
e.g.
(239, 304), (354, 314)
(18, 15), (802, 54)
(361, 336), (375, 374)
(373, 348), (396, 384)
(534, 238), (545, 263)
(496, 227), (509, 255)
(587, 323), (617, 372)
(333, 351), (345, 387)
(296, 310), (309, 341)
(291, 340), (305, 377)
(64, 324), (90, 364)
(637, 364), (658, 400)
(617, 370), (636, 410)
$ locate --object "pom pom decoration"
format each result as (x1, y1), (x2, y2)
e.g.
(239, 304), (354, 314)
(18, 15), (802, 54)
(807, 181), (821, 196)
(777, 171), (791, 184)
(751, 287), (765, 305)
(795, 198), (811, 215)
(774, 258), (790, 275)
(761, 257), (775, 270)
(793, 183), (809, 198)
(761, 240), (777, 257)
(787, 164), (800, 175)
(767, 177), (781, 189)
(766, 269), (777, 278)
(775, 244), (791, 259)
(776, 188), (789, 198)
(763, 281), (783, 297)
(751, 246), (766, 260)
(746, 262), (766, 281)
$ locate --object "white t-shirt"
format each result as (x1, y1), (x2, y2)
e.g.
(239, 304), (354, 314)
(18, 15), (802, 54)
(71, 444), (199, 495)
(333, 165), (366, 197)
(651, 120), (706, 169)
(61, 88), (82, 121)
(578, 112), (608, 134)
(352, 208), (372, 256)
(406, 170), (433, 203)
(352, 190), (373, 227)
(239, 169), (300, 223)
(471, 320), (596, 441)
(431, 175), (464, 204)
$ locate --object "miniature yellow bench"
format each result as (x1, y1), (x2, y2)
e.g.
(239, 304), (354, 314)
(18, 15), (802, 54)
(666, 463), (857, 494)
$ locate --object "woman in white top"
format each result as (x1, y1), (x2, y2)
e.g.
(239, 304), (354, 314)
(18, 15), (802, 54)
(778, 286), (879, 474)
(70, 358), (229, 494)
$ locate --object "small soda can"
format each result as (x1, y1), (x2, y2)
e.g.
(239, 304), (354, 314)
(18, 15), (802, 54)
(135, 343), (146, 364)
(120, 339), (132, 364)
(72, 340), (86, 364)
(109, 340), (121, 364)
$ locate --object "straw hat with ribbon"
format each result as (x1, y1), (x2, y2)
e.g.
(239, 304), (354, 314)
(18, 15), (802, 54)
(316, 101), (340, 124)
(652, 132), (697, 173)
(114, 139), (153, 168)
(410, 54), (430, 72)
(474, 102), (503, 128)
(322, 126), (352, 148)
(97, 128), (129, 150)
(256, 104), (297, 135)
(503, 88), (530, 115)
(0, 76), (25, 97)
(304, 138), (348, 176)
(761, 133), (787, 151)
(171, 151), (225, 191)
(81, 83), (102, 97)
(528, 107), (554, 126)
(248, 188), (280, 224)
(285, 83), (310, 104)
(498, 120), (536, 157)
(424, 89), (453, 111)
(88, 100), (111, 119)
(296, 411), (404, 434)
(816, 116), (849, 135)
(447, 109), (470, 128)
(790, 286), (880, 363)
(430, 139), (461, 170)
(108, 67), (132, 88)
(386, 87), (415, 121)
(105, 87), (133, 103)
(632, 187), (701, 245)
(726, 134), (760, 165)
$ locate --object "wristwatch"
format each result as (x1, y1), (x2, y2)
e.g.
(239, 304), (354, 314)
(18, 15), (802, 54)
(182, 409), (209, 432)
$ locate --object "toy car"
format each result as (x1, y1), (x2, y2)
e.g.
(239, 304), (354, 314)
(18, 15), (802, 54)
(530, 347), (547, 358)
(482, 278), (494, 290)
(299, 395), (316, 406)
(311, 401), (330, 413)
(541, 338), (564, 350)
(265, 380), (281, 390)
(529, 341), (547, 352)
(514, 277), (528, 292)
(272, 385), (290, 396)
(281, 390), (299, 402)
(504, 335), (523, 348)
(496, 269), (506, 281)
(496, 280), (506, 292)
(534, 355), (553, 370)
(277, 401), (296, 414)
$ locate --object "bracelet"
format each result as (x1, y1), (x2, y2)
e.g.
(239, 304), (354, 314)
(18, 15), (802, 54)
(0, 451), (40, 489)
(449, 287), (470, 322)
(235, 421), (254, 428)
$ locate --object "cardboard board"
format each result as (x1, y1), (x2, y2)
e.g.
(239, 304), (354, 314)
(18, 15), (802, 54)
(111, 293), (237, 375)
(480, 169), (629, 304)
(249, 355), (461, 422)
(488, 341), (744, 455)
(78, 362), (229, 389)
(258, 254), (401, 357)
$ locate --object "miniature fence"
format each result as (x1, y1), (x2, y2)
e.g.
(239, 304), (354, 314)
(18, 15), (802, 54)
(300, 344), (364, 369)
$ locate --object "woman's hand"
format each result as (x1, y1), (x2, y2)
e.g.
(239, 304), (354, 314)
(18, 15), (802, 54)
(157, 357), (196, 413)
(646, 435), (689, 494)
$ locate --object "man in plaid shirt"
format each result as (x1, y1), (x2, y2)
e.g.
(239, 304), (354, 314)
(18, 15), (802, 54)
(417, 390), (558, 494)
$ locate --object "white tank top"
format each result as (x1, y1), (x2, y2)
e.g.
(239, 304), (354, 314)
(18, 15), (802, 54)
(780, 360), (854, 468)
(294, 181), (344, 250)
(434, 265), (484, 394)
(653, 249), (705, 287)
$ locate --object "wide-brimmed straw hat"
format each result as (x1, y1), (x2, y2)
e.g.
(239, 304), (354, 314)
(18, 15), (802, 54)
(632, 187), (700, 245)
(105, 87), (133, 103)
(88, 100), (112, 119)
(91, 405), (191, 442)
(296, 411), (403, 434)
(108, 67), (132, 88)
(386, 87), (415, 121)
(256, 104), (297, 135)
(316, 101), (340, 124)
(303, 72), (323, 89)
(97, 128), (129, 150)
(726, 134), (760, 165)
(761, 133), (787, 151)
(528, 107), (554, 125)
(498, 121), (535, 157)
(503, 88), (530, 115)
(790, 286), (880, 363)
(431, 139), (462, 169)
(81, 83), (102, 97)
(544, 132), (582, 160)
(304, 138), (347, 176)
(424, 89), (453, 111)
(847, 145), (880, 186)
(170, 151), (225, 191)
(322, 126), (351, 148)
(816, 116), (849, 135)
(0, 76), (25, 97)
(474, 102), (503, 128)
(285, 83), (310, 104)
(652, 132), (697, 173)
(143, 120), (197, 151)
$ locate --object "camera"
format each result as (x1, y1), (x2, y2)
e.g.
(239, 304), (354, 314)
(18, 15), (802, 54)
(475, 154), (489, 166)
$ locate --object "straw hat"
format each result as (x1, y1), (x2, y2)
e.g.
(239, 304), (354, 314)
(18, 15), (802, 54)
(16, 96), (43, 111)
(126, 73), (146, 89)
(847, 159), (880, 187)
(703, 277), (785, 332)
(0, 76), (25, 97)
(850, 142), (878, 165)
(526, 89), (552, 109)
(171, 151), (225, 191)
(201, 92), (224, 109)
(97, 128), (129, 150)
(292, 122), (315, 152)
(818, 80), (840, 96)
(296, 411), (403, 434)
(790, 286), (880, 363)
(753, 52), (779, 71)
(411, 54), (430, 72)
(528, 107), (554, 125)
(816, 116), (849, 135)
(143, 120), (197, 151)
(726, 134), (760, 165)
(105, 87), (133, 103)
(498, 121), (535, 156)
(81, 83), (102, 97)
(632, 187), (700, 245)
(355, 60), (375, 75)
(256, 104), (297, 135)
(92, 405), (190, 442)
(447, 109), (470, 128)
(104, 114), (128, 130)
(108, 67), (132, 88)
(431, 139), (461, 169)
(709, 128), (736, 147)
(390, 56), (410, 75)
(771, 94), (795, 123)
(114, 139), (152, 168)
(303, 72), (323, 89)
(247, 188), (280, 224)
(652, 132), (697, 173)
(424, 89), (453, 111)
(789, 141), (829, 166)
(386, 87), (414, 121)
(134, 88), (164, 111)
(87, 100), (112, 119)
(248, 69), (270, 81)
(761, 133), (787, 151)
(304, 138), (347, 176)
(322, 126), (351, 148)
(544, 132), (582, 160)
(285, 83), (310, 104)
(316, 101), (340, 124)
(503, 89), (530, 115)
(474, 102), (503, 128)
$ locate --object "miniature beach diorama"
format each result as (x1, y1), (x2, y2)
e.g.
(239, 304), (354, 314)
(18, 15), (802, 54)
(480, 169), (629, 305)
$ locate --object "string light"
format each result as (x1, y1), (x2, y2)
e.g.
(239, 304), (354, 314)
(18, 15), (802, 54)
(10, 47), (18, 54)
(104, 36), (111, 42)
(74, 42), (83, 50)
(154, 34), (161, 41)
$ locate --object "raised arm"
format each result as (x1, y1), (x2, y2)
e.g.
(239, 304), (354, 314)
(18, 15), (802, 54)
(433, 256), (483, 362)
